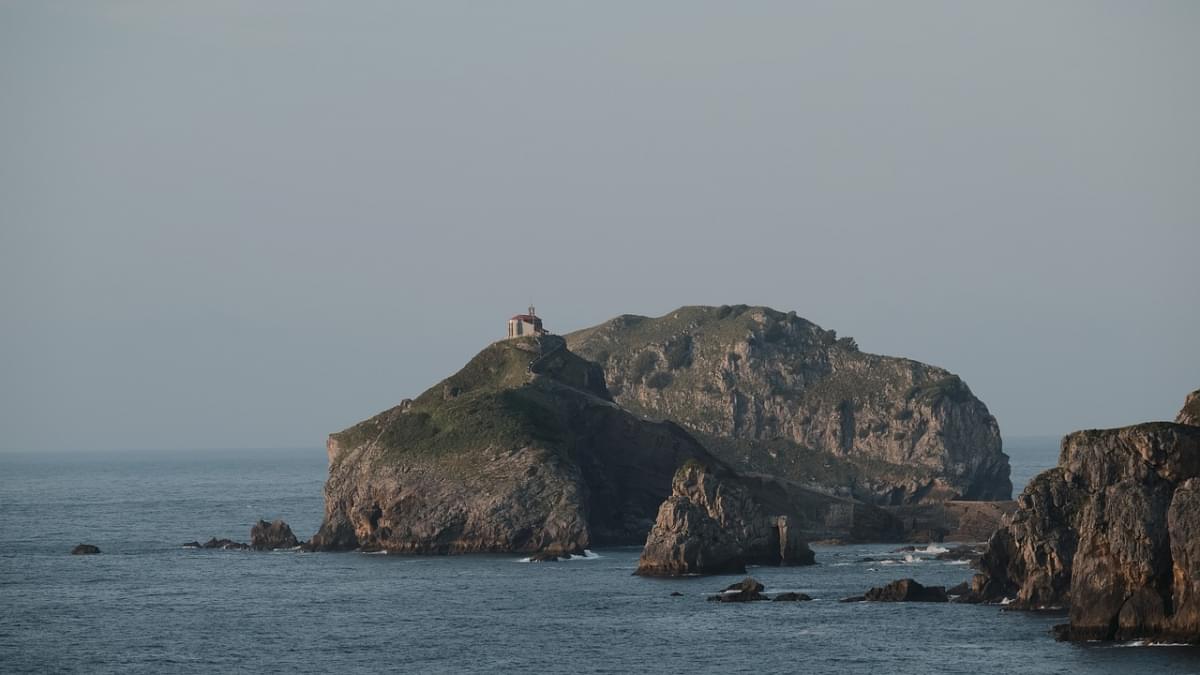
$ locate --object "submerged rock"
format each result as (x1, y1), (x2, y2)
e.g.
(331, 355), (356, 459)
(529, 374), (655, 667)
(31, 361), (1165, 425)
(972, 390), (1200, 643)
(566, 305), (1011, 504)
(862, 579), (948, 603)
(250, 519), (299, 551)
(935, 544), (984, 562)
(71, 544), (100, 555)
(201, 538), (249, 551)
(773, 592), (813, 602)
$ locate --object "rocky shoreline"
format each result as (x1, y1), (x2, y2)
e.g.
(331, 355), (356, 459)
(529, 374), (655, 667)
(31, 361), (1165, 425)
(972, 390), (1200, 643)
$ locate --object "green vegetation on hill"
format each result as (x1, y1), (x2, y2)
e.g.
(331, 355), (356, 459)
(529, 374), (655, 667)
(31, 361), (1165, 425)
(330, 336), (603, 464)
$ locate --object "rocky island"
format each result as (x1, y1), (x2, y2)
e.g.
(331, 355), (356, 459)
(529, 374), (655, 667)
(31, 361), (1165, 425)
(567, 305), (1011, 505)
(973, 390), (1200, 643)
(305, 306), (1014, 565)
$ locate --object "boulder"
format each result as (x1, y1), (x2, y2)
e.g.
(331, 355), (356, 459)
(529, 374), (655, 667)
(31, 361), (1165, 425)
(71, 544), (100, 555)
(707, 577), (769, 602)
(250, 519), (299, 550)
(528, 552), (563, 562)
(862, 578), (948, 603)
(773, 592), (813, 602)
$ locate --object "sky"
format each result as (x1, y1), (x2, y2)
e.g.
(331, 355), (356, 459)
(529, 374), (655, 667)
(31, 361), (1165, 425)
(1, 1), (1197, 452)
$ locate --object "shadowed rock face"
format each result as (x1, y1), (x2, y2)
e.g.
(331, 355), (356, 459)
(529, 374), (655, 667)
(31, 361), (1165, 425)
(973, 392), (1200, 643)
(310, 336), (718, 555)
(635, 461), (816, 576)
(566, 305), (1010, 505)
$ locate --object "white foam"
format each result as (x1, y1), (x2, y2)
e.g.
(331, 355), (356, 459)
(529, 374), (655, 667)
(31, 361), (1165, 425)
(944, 559), (970, 565)
(919, 544), (949, 555)
(1113, 640), (1192, 648)
(516, 550), (601, 563)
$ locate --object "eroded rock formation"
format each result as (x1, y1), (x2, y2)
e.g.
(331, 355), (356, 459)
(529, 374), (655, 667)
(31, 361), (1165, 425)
(251, 519), (299, 550)
(973, 391), (1200, 642)
(635, 461), (816, 576)
(566, 305), (1010, 504)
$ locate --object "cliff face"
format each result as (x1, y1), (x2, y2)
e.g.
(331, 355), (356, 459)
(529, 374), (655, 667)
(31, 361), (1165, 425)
(311, 335), (716, 554)
(636, 461), (816, 576)
(973, 393), (1200, 642)
(566, 305), (1010, 505)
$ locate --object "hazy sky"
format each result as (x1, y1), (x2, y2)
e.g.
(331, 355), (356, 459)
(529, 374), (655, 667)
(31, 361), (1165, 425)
(2, 1), (1197, 452)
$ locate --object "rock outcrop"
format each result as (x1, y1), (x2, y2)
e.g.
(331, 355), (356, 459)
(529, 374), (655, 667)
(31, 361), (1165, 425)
(862, 578), (949, 603)
(71, 544), (100, 555)
(635, 461), (815, 576)
(200, 537), (250, 550)
(311, 335), (723, 555)
(973, 392), (1200, 643)
(250, 519), (299, 551)
(566, 305), (1010, 505)
(707, 577), (770, 602)
(1178, 389), (1200, 426)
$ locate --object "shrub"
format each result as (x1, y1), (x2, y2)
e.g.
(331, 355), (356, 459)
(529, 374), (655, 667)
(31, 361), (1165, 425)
(664, 336), (693, 369)
(645, 371), (674, 390)
(633, 351), (659, 381)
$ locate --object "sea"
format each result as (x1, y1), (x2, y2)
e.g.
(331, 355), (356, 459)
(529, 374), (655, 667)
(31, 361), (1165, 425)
(3, 437), (1198, 674)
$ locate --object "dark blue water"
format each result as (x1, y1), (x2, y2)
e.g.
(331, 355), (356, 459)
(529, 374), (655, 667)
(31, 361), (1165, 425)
(1006, 436), (1061, 496)
(3, 446), (1199, 674)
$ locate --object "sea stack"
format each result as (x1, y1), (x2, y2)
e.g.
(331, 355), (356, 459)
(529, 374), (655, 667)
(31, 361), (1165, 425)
(636, 460), (815, 576)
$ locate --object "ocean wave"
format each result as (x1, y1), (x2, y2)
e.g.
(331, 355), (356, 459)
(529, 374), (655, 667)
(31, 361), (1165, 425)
(1113, 640), (1193, 648)
(918, 544), (949, 555)
(516, 550), (601, 563)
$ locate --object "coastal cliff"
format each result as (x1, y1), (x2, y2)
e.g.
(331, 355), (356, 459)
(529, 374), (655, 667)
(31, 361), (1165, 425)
(310, 333), (916, 556)
(972, 391), (1200, 643)
(566, 305), (1010, 505)
(310, 335), (716, 554)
